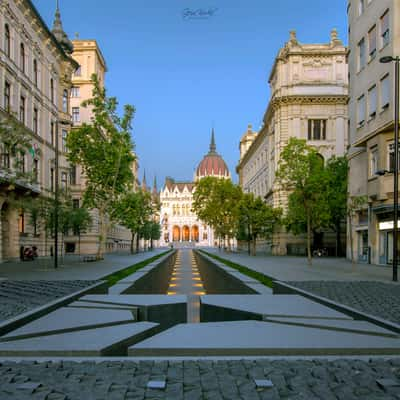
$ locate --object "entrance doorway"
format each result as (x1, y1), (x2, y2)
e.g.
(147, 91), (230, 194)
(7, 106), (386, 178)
(1, 202), (11, 261)
(191, 225), (199, 242)
(182, 225), (190, 241)
(172, 226), (180, 242)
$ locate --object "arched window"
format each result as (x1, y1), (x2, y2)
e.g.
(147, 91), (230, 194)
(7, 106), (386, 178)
(4, 24), (10, 57)
(33, 59), (38, 86)
(20, 43), (25, 73)
(50, 78), (54, 103)
(62, 89), (68, 112)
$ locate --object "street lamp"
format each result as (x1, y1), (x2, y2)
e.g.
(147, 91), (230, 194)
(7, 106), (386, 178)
(54, 119), (69, 269)
(380, 55), (399, 281)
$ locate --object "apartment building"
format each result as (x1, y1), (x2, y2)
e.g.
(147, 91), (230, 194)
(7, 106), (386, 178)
(348, 0), (400, 265)
(0, 1), (77, 262)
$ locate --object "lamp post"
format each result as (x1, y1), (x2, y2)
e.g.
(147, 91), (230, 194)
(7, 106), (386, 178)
(380, 55), (399, 281)
(54, 119), (69, 269)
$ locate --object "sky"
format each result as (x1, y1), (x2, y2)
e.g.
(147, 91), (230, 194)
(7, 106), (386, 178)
(33, 0), (348, 187)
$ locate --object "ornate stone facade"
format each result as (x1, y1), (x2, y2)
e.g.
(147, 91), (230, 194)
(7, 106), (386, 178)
(236, 30), (348, 255)
(159, 131), (230, 247)
(0, 1), (77, 262)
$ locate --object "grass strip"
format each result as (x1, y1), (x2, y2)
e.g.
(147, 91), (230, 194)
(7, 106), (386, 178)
(102, 250), (173, 287)
(198, 249), (275, 289)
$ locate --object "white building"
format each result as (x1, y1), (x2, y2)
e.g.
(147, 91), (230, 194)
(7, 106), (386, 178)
(159, 131), (230, 247)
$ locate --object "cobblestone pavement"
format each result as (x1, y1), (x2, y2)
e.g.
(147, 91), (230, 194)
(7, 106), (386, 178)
(286, 281), (400, 325)
(0, 280), (99, 323)
(1, 359), (400, 399)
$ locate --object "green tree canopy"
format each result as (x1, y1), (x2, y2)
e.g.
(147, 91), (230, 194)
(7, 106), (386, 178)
(67, 74), (136, 257)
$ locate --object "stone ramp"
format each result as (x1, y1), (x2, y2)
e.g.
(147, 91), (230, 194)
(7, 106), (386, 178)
(128, 320), (400, 357)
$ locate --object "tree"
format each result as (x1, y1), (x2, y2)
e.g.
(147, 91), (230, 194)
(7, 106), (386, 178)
(237, 193), (282, 255)
(276, 138), (329, 265)
(325, 156), (348, 256)
(67, 74), (135, 258)
(112, 190), (153, 253)
(192, 177), (242, 250)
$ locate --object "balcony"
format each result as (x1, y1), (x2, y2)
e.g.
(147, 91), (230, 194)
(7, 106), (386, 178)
(0, 170), (41, 195)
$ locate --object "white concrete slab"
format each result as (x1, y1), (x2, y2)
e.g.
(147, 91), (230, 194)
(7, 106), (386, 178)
(81, 294), (187, 307)
(128, 320), (400, 356)
(200, 295), (351, 319)
(108, 283), (132, 295)
(118, 271), (147, 283)
(264, 317), (399, 337)
(68, 301), (138, 311)
(0, 322), (158, 356)
(2, 308), (135, 339)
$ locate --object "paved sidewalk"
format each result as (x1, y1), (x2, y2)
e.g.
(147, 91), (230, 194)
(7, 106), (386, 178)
(205, 248), (399, 283)
(1, 359), (400, 399)
(0, 249), (167, 281)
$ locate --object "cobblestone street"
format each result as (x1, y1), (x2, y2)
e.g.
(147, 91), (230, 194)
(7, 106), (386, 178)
(287, 281), (400, 325)
(1, 359), (400, 400)
(0, 281), (99, 323)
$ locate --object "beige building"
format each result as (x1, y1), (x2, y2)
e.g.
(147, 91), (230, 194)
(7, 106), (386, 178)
(0, 1), (77, 262)
(159, 131), (230, 247)
(68, 39), (135, 254)
(348, 0), (399, 265)
(237, 30), (348, 255)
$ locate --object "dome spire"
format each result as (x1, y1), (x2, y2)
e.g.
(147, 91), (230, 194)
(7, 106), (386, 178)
(142, 169), (147, 191)
(209, 128), (217, 154)
(52, 0), (73, 54)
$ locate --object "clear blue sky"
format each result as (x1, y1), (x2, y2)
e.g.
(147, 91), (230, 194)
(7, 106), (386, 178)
(33, 0), (347, 187)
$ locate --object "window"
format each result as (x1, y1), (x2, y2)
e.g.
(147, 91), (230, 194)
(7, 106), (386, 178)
(4, 81), (10, 112)
(0, 144), (10, 169)
(72, 199), (79, 209)
(50, 78), (54, 103)
(369, 147), (378, 176)
(358, 38), (366, 70)
(388, 142), (400, 172)
(50, 168), (54, 192)
(19, 96), (25, 123)
(4, 24), (10, 57)
(33, 59), (38, 86)
(358, 0), (364, 15)
(368, 85), (377, 118)
(70, 86), (80, 97)
(33, 159), (39, 182)
(70, 165), (77, 185)
(62, 129), (67, 152)
(307, 119), (326, 140)
(20, 43), (25, 73)
(18, 211), (25, 234)
(61, 172), (67, 188)
(381, 10), (389, 48)
(62, 89), (68, 112)
(50, 121), (54, 146)
(368, 25), (376, 60)
(72, 107), (80, 123)
(74, 65), (81, 76)
(357, 95), (366, 126)
(381, 74), (390, 109)
(33, 108), (38, 134)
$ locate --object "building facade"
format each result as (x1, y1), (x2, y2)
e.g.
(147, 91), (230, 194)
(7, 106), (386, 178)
(237, 30), (348, 255)
(347, 0), (399, 265)
(68, 39), (134, 254)
(159, 131), (230, 247)
(0, 1), (77, 262)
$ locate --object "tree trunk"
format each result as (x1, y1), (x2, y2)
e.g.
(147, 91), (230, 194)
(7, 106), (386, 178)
(335, 219), (341, 257)
(130, 231), (135, 254)
(251, 236), (257, 256)
(307, 209), (312, 266)
(349, 213), (356, 270)
(136, 233), (140, 254)
(97, 207), (107, 259)
(78, 233), (81, 258)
